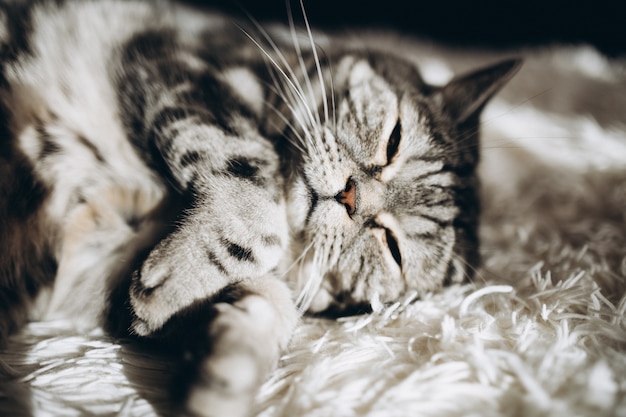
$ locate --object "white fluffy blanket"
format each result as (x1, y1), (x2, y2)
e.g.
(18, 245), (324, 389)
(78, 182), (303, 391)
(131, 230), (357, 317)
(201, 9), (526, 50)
(1, 37), (626, 417)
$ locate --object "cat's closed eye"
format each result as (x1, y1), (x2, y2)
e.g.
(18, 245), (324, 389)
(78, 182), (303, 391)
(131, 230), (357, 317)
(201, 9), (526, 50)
(386, 119), (401, 165)
(384, 228), (402, 268)
(370, 219), (403, 270)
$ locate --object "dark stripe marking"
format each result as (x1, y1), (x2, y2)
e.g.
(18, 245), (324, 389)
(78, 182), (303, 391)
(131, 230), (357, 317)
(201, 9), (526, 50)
(122, 29), (178, 64)
(40, 137), (61, 159)
(305, 185), (319, 228)
(420, 192), (455, 208)
(261, 234), (281, 246)
(355, 255), (366, 278)
(35, 122), (61, 159)
(180, 150), (205, 168)
(227, 157), (258, 178)
(224, 240), (255, 263)
(225, 157), (269, 187)
(77, 134), (105, 163)
(407, 231), (438, 240)
(206, 249), (228, 275)
(151, 107), (208, 135)
(419, 214), (452, 229)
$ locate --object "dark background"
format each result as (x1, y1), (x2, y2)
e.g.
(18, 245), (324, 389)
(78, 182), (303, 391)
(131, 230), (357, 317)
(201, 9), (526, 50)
(182, 0), (625, 57)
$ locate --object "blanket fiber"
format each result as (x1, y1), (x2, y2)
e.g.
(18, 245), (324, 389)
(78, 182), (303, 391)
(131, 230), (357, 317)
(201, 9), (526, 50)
(1, 34), (625, 417)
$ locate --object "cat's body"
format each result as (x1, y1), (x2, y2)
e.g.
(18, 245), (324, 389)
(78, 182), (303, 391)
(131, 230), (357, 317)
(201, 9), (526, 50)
(0, 1), (520, 416)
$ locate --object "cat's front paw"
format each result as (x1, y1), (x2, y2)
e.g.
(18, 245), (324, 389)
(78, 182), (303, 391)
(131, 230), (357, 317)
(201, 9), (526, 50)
(129, 182), (288, 336)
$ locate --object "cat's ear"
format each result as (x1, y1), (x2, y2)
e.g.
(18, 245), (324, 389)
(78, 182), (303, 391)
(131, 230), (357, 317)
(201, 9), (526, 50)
(438, 59), (522, 124)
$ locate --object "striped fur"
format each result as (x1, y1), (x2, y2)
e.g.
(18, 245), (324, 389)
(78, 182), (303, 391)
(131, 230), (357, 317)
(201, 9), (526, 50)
(0, 1), (520, 416)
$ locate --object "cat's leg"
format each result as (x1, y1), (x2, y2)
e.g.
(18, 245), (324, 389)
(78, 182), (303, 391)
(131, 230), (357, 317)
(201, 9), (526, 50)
(116, 36), (291, 331)
(124, 126), (293, 416)
(115, 36), (295, 415)
(129, 170), (289, 335)
(125, 167), (293, 417)
(185, 276), (298, 417)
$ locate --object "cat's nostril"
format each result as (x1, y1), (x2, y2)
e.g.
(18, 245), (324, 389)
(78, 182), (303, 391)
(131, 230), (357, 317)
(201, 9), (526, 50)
(334, 178), (357, 216)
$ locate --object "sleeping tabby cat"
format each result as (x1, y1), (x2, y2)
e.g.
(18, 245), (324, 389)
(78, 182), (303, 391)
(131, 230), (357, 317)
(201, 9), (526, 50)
(0, 1), (520, 416)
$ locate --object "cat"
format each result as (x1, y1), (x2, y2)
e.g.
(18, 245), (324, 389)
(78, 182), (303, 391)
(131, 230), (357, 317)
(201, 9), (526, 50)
(0, 1), (520, 416)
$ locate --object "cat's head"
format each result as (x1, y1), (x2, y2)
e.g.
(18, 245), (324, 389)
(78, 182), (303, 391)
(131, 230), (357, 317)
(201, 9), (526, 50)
(277, 51), (521, 313)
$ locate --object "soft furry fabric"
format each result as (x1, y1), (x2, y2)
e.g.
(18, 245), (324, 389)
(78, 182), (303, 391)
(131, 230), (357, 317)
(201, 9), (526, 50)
(1, 37), (626, 417)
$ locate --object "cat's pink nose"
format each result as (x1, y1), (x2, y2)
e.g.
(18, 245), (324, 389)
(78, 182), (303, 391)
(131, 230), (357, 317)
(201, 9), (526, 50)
(335, 178), (357, 216)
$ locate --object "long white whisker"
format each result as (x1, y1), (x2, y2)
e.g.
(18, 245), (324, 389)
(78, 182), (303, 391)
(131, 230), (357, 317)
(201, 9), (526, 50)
(300, 0), (329, 126)
(327, 53), (337, 130)
(451, 252), (491, 286)
(262, 49), (299, 121)
(284, 239), (316, 275)
(265, 100), (307, 153)
(261, 58), (310, 143)
(312, 46), (338, 130)
(235, 16), (319, 132)
(481, 88), (553, 128)
(268, 67), (315, 153)
(237, 12), (307, 98)
(260, 70), (317, 151)
(296, 241), (327, 313)
(287, 0), (322, 130)
(260, 41), (311, 138)
(236, 22), (319, 135)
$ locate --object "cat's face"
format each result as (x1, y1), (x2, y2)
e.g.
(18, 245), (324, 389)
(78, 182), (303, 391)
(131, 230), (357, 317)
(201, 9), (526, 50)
(282, 52), (520, 313)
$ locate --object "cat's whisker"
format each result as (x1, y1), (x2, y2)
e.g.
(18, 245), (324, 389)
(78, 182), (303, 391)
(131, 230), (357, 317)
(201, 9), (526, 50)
(450, 252), (489, 286)
(264, 52), (316, 139)
(243, 5), (331, 160)
(263, 57), (301, 128)
(271, 116), (305, 153)
(432, 132), (578, 160)
(299, 0), (329, 127)
(265, 104), (307, 153)
(295, 249), (325, 313)
(284, 239), (316, 275)
(268, 120), (307, 154)
(238, 25), (319, 135)
(325, 51), (337, 131)
(267, 72), (317, 152)
(482, 89), (554, 127)
(237, 13), (309, 110)
(296, 230), (337, 313)
(244, 30), (291, 105)
(286, 1), (323, 133)
(449, 91), (553, 149)
(265, 58), (312, 136)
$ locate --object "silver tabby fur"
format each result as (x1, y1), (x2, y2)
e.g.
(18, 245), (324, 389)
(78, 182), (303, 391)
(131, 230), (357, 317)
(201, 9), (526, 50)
(0, 1), (520, 416)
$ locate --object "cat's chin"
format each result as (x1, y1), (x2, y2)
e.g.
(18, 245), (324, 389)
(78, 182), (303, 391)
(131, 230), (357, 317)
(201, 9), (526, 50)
(306, 287), (373, 318)
(307, 287), (334, 313)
